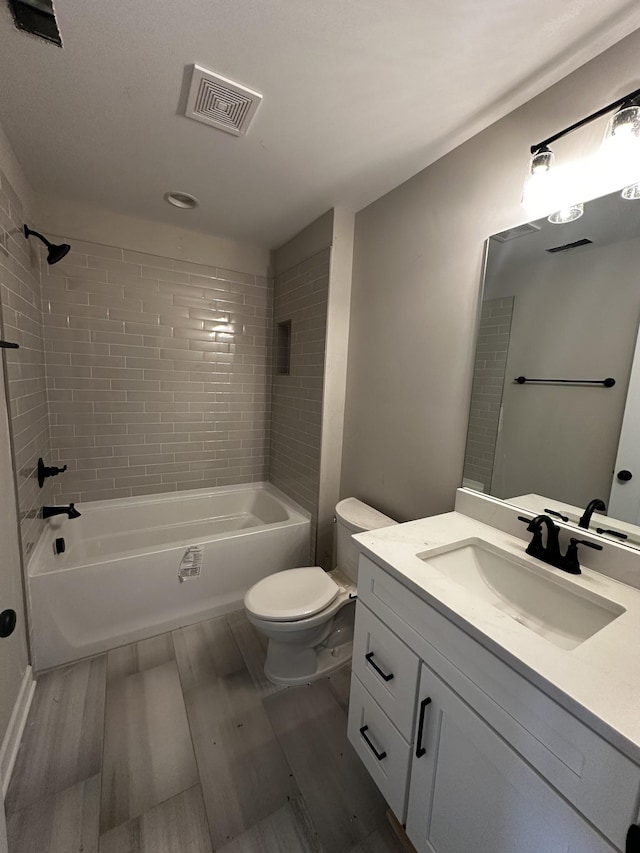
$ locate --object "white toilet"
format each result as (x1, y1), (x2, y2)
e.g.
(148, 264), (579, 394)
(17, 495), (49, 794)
(244, 497), (397, 686)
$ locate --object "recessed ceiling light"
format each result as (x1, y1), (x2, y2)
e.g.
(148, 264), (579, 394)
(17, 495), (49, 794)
(164, 191), (199, 209)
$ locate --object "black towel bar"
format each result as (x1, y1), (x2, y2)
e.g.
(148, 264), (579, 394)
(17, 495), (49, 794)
(514, 376), (615, 387)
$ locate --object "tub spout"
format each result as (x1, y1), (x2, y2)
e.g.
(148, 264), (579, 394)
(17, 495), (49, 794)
(42, 503), (81, 520)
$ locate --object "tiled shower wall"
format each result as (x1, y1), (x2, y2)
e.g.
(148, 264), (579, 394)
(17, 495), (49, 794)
(269, 248), (330, 551)
(463, 295), (514, 492)
(42, 239), (271, 502)
(0, 164), (52, 560)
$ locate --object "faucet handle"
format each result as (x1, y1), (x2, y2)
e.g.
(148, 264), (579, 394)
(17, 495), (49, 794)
(569, 538), (604, 551)
(517, 515), (538, 530)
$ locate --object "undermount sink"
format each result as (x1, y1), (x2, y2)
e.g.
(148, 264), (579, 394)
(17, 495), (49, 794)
(417, 538), (625, 650)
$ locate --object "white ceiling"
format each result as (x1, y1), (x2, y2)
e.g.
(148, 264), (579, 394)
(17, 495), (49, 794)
(0, 0), (639, 249)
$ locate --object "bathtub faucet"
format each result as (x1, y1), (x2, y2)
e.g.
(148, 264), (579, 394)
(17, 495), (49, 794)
(42, 503), (81, 520)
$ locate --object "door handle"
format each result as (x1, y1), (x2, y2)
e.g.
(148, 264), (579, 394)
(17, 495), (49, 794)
(359, 725), (387, 760)
(365, 651), (394, 682)
(415, 696), (432, 758)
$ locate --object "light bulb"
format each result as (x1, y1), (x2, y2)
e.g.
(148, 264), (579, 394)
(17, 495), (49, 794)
(548, 203), (584, 224)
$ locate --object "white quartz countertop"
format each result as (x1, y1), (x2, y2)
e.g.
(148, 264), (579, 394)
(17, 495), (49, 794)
(354, 511), (640, 763)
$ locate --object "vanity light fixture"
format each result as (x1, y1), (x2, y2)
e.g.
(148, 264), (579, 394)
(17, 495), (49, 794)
(523, 86), (640, 215)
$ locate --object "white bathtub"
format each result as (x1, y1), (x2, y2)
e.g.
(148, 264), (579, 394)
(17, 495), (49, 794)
(28, 483), (311, 670)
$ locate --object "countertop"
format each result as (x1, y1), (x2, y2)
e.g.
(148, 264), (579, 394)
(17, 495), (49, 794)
(354, 510), (640, 764)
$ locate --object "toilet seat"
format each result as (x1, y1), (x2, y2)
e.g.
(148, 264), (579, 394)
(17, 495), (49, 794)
(245, 567), (340, 622)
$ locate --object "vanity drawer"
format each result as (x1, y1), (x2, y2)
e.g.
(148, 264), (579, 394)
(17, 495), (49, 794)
(358, 554), (640, 850)
(348, 672), (411, 821)
(352, 601), (420, 740)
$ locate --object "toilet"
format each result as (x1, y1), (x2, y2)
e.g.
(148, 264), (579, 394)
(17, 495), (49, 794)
(244, 497), (397, 686)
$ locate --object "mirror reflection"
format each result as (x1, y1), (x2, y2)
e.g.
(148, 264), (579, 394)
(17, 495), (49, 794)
(464, 187), (640, 548)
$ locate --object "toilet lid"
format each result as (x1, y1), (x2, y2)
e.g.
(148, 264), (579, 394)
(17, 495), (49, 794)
(245, 567), (340, 621)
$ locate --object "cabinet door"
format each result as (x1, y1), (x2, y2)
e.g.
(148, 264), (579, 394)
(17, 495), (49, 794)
(406, 664), (616, 853)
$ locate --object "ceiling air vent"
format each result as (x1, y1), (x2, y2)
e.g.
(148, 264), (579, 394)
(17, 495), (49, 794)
(546, 238), (593, 254)
(492, 222), (540, 243)
(185, 64), (262, 137)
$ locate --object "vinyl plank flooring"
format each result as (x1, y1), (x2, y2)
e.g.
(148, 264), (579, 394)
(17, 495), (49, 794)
(100, 660), (199, 834)
(172, 616), (245, 692)
(264, 680), (389, 853)
(226, 610), (284, 699)
(216, 795), (325, 853)
(7, 774), (101, 853)
(327, 663), (352, 712)
(178, 619), (299, 847)
(107, 633), (175, 683)
(6, 655), (106, 813)
(99, 785), (212, 853)
(347, 821), (406, 853)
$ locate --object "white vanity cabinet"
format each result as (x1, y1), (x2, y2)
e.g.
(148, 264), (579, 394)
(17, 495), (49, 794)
(348, 554), (640, 853)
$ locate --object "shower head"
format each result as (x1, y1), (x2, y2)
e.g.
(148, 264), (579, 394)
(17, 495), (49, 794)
(23, 225), (71, 265)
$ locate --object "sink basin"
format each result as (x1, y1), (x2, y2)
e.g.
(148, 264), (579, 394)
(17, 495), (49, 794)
(417, 539), (625, 650)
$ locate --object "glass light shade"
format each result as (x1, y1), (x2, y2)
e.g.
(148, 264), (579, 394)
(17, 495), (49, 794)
(529, 148), (554, 175)
(548, 203), (584, 224)
(621, 183), (640, 200)
(604, 104), (640, 145)
(601, 104), (640, 188)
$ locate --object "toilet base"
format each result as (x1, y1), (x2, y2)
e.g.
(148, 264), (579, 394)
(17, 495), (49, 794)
(264, 639), (353, 686)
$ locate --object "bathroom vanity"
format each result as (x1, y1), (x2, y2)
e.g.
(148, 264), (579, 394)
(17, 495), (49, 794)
(347, 492), (640, 852)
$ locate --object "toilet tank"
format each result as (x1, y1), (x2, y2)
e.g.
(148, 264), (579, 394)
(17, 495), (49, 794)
(335, 498), (397, 583)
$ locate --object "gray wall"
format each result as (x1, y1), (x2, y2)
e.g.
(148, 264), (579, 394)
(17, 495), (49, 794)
(269, 213), (333, 559)
(340, 29), (640, 522)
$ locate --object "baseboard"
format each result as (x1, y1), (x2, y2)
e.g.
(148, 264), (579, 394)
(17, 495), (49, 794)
(0, 666), (36, 797)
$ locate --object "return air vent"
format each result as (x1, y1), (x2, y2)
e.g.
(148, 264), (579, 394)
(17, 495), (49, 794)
(185, 64), (262, 136)
(7, 0), (62, 46)
(492, 222), (540, 242)
(546, 238), (593, 254)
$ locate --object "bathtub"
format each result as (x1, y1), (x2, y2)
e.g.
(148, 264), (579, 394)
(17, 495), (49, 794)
(28, 483), (311, 670)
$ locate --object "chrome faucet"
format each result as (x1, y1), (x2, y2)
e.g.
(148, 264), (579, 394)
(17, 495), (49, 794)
(578, 498), (606, 530)
(42, 504), (81, 520)
(518, 514), (602, 574)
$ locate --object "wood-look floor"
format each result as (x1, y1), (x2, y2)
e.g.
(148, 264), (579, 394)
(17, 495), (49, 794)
(4, 611), (403, 853)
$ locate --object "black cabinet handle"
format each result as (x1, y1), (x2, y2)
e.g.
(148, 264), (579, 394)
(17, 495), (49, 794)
(416, 696), (432, 758)
(365, 651), (394, 682)
(627, 824), (640, 852)
(359, 725), (386, 760)
(0, 341), (19, 349)
(618, 470), (633, 482)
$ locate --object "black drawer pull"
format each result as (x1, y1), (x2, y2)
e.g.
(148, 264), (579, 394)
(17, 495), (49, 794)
(359, 725), (386, 760)
(365, 651), (394, 682)
(0, 341), (19, 349)
(416, 696), (432, 758)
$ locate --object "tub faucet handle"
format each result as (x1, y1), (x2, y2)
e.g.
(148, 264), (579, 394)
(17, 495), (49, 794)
(38, 457), (68, 488)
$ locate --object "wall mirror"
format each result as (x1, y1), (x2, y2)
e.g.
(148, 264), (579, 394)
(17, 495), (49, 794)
(463, 186), (640, 549)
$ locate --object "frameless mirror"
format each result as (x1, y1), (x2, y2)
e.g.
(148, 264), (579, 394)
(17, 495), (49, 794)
(463, 186), (640, 548)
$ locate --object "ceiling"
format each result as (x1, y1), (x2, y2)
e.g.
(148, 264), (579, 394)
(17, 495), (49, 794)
(0, 1), (639, 249)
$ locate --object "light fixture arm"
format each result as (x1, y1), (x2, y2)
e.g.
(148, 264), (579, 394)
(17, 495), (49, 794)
(530, 86), (640, 155)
